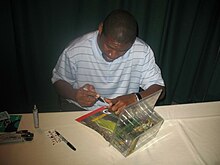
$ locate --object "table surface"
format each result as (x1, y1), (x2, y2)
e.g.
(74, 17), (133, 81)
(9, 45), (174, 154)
(0, 101), (220, 165)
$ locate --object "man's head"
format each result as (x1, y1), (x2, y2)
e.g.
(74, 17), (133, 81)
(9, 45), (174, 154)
(97, 9), (138, 62)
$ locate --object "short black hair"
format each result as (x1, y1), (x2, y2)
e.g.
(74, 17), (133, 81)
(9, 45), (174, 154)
(102, 9), (138, 44)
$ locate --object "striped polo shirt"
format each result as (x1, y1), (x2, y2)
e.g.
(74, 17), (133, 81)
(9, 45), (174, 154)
(52, 31), (164, 110)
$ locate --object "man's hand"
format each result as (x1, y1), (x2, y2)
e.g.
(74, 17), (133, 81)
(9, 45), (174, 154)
(104, 84), (165, 115)
(75, 84), (98, 107)
(105, 94), (136, 115)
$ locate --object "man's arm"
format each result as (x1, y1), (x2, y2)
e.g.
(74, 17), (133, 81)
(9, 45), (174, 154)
(139, 84), (165, 100)
(106, 84), (165, 114)
(53, 80), (77, 101)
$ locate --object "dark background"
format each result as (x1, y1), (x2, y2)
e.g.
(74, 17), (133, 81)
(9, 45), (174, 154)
(1, 0), (220, 113)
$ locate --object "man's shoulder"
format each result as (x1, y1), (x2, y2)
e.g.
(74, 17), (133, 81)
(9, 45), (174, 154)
(132, 37), (151, 50)
(130, 37), (153, 56)
(66, 31), (98, 50)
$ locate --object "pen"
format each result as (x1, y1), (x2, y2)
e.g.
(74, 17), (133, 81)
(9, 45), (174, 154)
(97, 96), (108, 104)
(83, 87), (108, 104)
(55, 130), (76, 151)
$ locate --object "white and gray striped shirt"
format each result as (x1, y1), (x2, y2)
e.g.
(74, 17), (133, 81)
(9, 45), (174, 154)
(52, 31), (164, 110)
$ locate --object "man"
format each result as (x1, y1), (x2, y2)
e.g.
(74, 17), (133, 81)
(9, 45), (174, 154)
(52, 9), (165, 114)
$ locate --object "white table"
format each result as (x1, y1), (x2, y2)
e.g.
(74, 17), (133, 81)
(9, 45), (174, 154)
(0, 101), (220, 165)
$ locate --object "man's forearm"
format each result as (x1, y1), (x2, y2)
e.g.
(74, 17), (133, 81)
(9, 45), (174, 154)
(53, 80), (77, 101)
(139, 84), (165, 100)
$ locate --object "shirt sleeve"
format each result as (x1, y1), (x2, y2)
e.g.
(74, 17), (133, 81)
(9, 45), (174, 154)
(140, 46), (165, 89)
(51, 49), (76, 85)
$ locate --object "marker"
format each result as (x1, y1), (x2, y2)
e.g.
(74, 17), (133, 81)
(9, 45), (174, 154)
(55, 130), (76, 151)
(83, 87), (108, 104)
(97, 96), (108, 104)
(33, 105), (39, 128)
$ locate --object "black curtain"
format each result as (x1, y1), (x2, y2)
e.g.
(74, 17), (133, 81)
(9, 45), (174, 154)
(1, 0), (220, 113)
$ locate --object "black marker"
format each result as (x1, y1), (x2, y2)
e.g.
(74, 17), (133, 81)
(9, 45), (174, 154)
(83, 87), (108, 104)
(55, 130), (76, 151)
(97, 96), (108, 104)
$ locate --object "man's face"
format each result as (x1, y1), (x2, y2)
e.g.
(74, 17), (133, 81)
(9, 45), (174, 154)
(97, 32), (133, 62)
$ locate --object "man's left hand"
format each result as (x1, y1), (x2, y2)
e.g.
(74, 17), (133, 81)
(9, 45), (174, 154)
(105, 94), (136, 115)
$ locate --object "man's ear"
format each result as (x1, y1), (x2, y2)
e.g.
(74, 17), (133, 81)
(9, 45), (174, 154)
(98, 23), (103, 35)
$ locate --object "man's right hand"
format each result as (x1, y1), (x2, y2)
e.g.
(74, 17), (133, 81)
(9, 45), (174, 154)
(75, 84), (98, 107)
